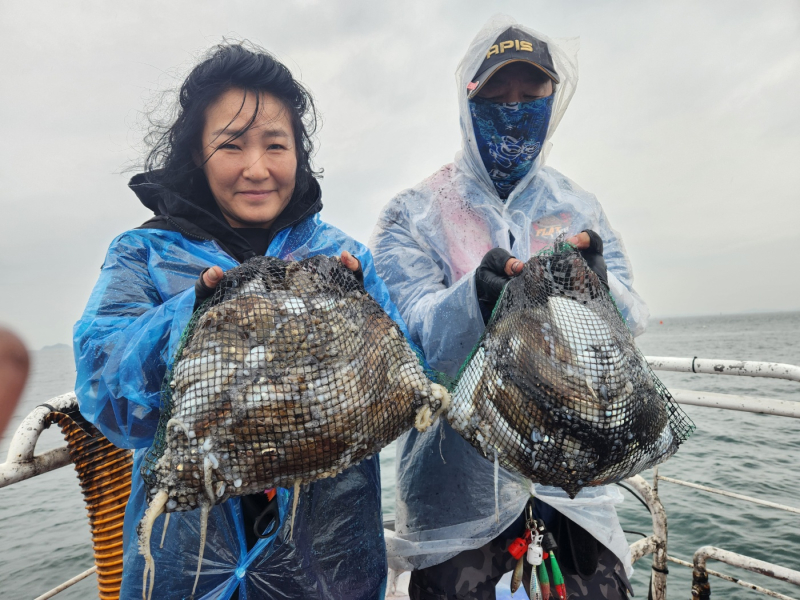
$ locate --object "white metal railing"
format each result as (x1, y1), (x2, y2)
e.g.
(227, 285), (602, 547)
(628, 357), (800, 600)
(668, 388), (800, 419)
(0, 393), (98, 599)
(0, 392), (76, 489)
(627, 467), (800, 600)
(656, 475), (800, 516)
(689, 547), (800, 600)
(647, 356), (800, 383)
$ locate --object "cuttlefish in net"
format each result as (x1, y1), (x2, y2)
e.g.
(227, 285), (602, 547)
(138, 255), (450, 600)
(447, 246), (692, 498)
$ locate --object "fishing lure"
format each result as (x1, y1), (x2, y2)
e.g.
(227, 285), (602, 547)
(537, 554), (550, 600)
(549, 551), (566, 600)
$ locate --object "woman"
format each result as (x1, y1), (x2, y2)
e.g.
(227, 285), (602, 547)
(74, 42), (399, 600)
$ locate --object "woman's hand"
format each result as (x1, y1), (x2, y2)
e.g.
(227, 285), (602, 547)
(195, 266), (224, 309)
(340, 251), (361, 273)
(340, 251), (364, 284)
(201, 266), (224, 289)
(195, 254), (363, 311)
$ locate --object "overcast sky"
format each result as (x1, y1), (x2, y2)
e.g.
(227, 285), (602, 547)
(1, 0), (798, 349)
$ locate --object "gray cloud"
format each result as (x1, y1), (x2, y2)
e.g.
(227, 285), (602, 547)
(1, 0), (798, 348)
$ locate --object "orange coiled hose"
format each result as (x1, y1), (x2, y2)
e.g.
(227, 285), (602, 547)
(46, 411), (133, 600)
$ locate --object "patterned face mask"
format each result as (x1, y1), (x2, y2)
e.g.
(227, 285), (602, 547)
(469, 95), (554, 199)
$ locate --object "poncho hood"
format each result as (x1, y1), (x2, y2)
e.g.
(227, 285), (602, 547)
(456, 15), (580, 202)
(130, 170), (323, 263)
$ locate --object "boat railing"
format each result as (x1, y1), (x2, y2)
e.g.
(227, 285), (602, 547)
(1, 357), (799, 599)
(625, 357), (800, 600)
(0, 391), (130, 600)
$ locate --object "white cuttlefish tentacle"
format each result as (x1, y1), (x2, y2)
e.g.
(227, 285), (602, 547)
(191, 500), (211, 600)
(190, 454), (219, 598)
(159, 513), (170, 549)
(166, 418), (192, 440)
(290, 480), (302, 540)
(139, 490), (168, 600)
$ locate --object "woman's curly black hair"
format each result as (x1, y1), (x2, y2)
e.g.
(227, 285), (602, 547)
(145, 41), (320, 201)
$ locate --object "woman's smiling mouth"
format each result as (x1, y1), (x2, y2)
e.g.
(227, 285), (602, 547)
(237, 190), (277, 199)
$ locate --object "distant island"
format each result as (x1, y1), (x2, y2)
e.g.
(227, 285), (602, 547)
(38, 343), (71, 352)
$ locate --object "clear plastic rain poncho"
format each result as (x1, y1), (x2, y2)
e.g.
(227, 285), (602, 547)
(370, 15), (649, 575)
(75, 214), (407, 600)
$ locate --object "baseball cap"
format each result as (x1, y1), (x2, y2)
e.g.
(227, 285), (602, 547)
(467, 27), (559, 99)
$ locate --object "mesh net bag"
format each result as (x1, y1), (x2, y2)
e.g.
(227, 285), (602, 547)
(137, 255), (449, 598)
(447, 244), (694, 498)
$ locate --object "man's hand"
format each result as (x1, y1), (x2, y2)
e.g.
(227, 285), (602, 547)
(567, 229), (608, 289)
(475, 248), (524, 323)
(566, 231), (592, 250)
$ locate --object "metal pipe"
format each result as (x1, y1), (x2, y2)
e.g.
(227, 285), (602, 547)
(667, 556), (797, 600)
(657, 475), (800, 515)
(623, 475), (668, 600)
(0, 392), (78, 489)
(0, 446), (71, 488)
(646, 357), (800, 382)
(630, 535), (658, 563)
(33, 566), (96, 600)
(5, 392), (76, 462)
(670, 388), (800, 419)
(694, 547), (800, 586)
(692, 546), (800, 599)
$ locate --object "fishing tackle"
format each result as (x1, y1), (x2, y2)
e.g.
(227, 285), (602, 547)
(511, 555), (525, 594)
(537, 556), (550, 600)
(508, 533), (530, 560)
(549, 552), (566, 600)
(525, 508), (545, 599)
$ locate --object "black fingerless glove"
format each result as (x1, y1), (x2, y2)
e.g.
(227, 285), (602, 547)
(350, 261), (365, 286)
(579, 230), (609, 290)
(194, 268), (217, 310)
(475, 248), (514, 324)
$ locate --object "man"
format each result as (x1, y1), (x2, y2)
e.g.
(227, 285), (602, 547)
(371, 16), (647, 600)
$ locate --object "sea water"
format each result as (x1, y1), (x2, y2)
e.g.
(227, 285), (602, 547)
(0, 312), (798, 599)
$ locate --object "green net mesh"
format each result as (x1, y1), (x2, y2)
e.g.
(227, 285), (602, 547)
(141, 255), (449, 512)
(446, 244), (694, 497)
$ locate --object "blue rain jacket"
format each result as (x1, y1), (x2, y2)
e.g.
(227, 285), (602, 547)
(370, 17), (644, 574)
(74, 178), (402, 599)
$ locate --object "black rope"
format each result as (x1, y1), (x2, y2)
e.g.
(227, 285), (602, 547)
(615, 482), (652, 514)
(622, 530), (648, 538)
(691, 356), (698, 373)
(652, 564), (669, 575)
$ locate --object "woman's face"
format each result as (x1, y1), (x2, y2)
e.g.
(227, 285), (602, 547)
(200, 88), (298, 229)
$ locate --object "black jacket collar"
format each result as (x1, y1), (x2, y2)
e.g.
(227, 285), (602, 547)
(131, 171), (323, 263)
